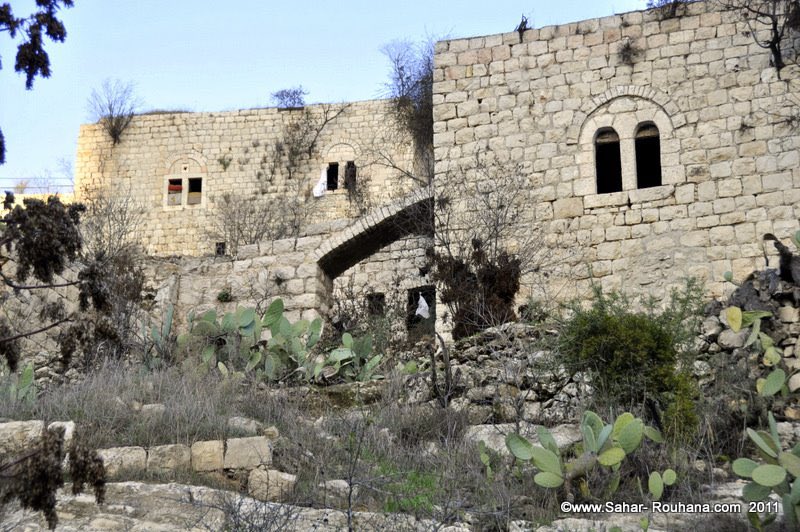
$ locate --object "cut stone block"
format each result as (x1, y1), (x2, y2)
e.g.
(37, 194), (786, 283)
(224, 436), (272, 469)
(147, 444), (191, 472)
(191, 440), (224, 472)
(98, 446), (147, 477)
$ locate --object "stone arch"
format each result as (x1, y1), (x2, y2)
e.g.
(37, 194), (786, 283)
(575, 93), (684, 191)
(313, 187), (433, 280)
(324, 142), (360, 162)
(567, 86), (686, 145)
(164, 150), (208, 174)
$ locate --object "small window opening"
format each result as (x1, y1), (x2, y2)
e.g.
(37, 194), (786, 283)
(344, 161), (357, 190)
(326, 163), (339, 191)
(595, 128), (622, 194)
(215, 242), (227, 256)
(167, 178), (182, 206)
(406, 286), (435, 341)
(366, 293), (386, 316)
(635, 123), (662, 189)
(187, 177), (203, 205)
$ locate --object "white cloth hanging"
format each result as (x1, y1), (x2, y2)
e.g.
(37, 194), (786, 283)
(312, 167), (327, 197)
(415, 295), (430, 319)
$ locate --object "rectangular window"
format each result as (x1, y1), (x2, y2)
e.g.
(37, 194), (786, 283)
(366, 293), (386, 316)
(187, 177), (203, 205)
(406, 286), (435, 340)
(215, 242), (227, 256)
(167, 178), (183, 206)
(344, 161), (357, 190)
(326, 163), (339, 191)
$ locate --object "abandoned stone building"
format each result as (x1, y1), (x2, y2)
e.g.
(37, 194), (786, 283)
(75, 1), (800, 327)
(75, 99), (434, 328)
(432, 0), (800, 303)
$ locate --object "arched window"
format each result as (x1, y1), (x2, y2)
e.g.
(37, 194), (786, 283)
(595, 128), (622, 193)
(635, 123), (661, 189)
(344, 161), (357, 190)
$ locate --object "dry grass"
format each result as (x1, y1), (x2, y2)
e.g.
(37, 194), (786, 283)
(0, 362), (257, 447)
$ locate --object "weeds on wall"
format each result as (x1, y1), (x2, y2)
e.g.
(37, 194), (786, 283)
(272, 103), (349, 181)
(617, 38), (642, 65)
(218, 153), (232, 171)
(87, 79), (140, 145)
(646, 0), (695, 19)
(382, 39), (435, 184)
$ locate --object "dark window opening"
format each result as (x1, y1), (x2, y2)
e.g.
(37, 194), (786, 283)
(167, 178), (182, 206)
(635, 123), (662, 189)
(344, 161), (357, 190)
(215, 242), (227, 256)
(187, 177), (203, 205)
(595, 128), (622, 194)
(326, 163), (339, 191)
(406, 286), (435, 341)
(366, 293), (386, 316)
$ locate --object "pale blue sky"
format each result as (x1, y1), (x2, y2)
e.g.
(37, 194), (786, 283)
(0, 0), (645, 190)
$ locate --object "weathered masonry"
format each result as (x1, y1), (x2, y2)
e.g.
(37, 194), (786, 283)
(77, 1), (800, 319)
(432, 1), (800, 302)
(75, 99), (419, 257)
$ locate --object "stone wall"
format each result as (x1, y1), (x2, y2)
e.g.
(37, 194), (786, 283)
(142, 189), (434, 331)
(331, 234), (433, 322)
(75, 100), (417, 256)
(432, 1), (800, 303)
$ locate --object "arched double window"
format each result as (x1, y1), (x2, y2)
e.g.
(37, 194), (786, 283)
(593, 123), (662, 193)
(635, 123), (661, 189)
(595, 128), (622, 193)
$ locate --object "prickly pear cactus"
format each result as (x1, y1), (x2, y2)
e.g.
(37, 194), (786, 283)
(733, 412), (800, 528)
(506, 410), (666, 502)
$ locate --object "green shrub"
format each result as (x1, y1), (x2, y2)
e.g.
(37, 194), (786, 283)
(559, 282), (703, 437)
(561, 308), (677, 403)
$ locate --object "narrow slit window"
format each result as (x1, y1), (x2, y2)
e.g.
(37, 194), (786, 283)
(187, 177), (203, 205)
(167, 178), (183, 206)
(595, 128), (622, 194)
(344, 161), (357, 190)
(326, 163), (339, 191)
(635, 123), (662, 189)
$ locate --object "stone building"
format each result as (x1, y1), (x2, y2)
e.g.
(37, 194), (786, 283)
(75, 1), (800, 324)
(432, 0), (800, 303)
(75, 99), (421, 257)
(75, 99), (434, 328)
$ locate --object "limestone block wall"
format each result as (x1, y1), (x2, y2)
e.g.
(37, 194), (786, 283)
(143, 234), (331, 328)
(332, 234), (433, 317)
(432, 1), (800, 303)
(143, 194), (433, 332)
(75, 100), (417, 257)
